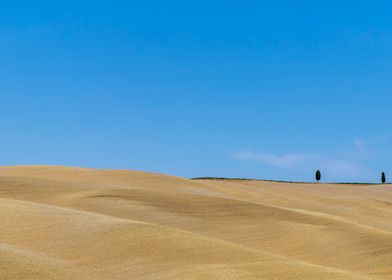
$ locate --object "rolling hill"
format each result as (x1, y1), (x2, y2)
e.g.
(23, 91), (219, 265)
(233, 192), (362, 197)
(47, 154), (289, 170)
(1, 166), (392, 279)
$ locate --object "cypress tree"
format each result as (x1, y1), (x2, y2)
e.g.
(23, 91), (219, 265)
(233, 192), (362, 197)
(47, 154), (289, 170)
(315, 170), (321, 182)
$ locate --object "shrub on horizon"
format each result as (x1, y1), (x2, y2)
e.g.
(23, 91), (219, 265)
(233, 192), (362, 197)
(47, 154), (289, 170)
(315, 170), (321, 182)
(382, 172), (386, 184)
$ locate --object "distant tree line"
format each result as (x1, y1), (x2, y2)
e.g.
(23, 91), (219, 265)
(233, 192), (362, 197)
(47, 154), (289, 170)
(192, 172), (388, 184)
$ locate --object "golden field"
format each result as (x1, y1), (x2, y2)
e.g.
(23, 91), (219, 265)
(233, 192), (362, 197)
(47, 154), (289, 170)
(1, 166), (392, 279)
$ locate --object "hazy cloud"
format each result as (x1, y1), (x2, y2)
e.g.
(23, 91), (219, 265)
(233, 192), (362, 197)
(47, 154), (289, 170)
(232, 151), (307, 169)
(319, 159), (363, 179)
(232, 139), (370, 180)
(352, 138), (371, 157)
(354, 139), (366, 151)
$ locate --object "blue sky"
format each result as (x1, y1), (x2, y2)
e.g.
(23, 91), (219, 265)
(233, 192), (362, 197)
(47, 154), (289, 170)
(0, 1), (391, 182)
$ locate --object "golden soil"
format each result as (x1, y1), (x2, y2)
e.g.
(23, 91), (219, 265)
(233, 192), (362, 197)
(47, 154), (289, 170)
(1, 166), (392, 279)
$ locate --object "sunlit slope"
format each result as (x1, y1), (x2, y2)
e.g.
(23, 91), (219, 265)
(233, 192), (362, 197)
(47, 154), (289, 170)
(1, 166), (391, 279)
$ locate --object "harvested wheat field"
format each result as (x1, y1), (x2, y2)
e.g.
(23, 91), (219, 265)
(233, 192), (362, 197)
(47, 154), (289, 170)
(1, 166), (392, 279)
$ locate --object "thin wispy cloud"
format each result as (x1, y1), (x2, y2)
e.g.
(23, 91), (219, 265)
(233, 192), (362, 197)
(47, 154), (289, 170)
(352, 138), (371, 157)
(233, 151), (307, 168)
(318, 159), (363, 179)
(353, 139), (367, 151)
(232, 139), (371, 181)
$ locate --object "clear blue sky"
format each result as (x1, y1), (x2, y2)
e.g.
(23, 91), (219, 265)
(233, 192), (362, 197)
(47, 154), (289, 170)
(1, 1), (391, 182)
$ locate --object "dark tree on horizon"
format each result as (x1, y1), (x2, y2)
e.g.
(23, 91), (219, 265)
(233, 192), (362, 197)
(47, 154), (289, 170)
(382, 172), (386, 184)
(316, 170), (321, 182)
